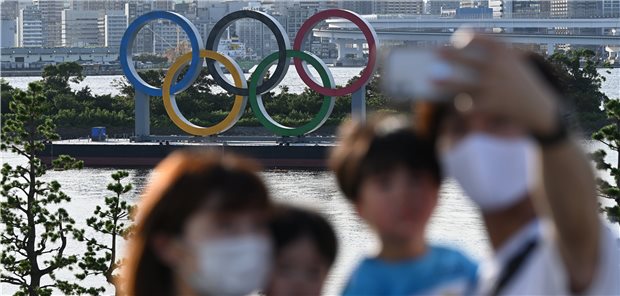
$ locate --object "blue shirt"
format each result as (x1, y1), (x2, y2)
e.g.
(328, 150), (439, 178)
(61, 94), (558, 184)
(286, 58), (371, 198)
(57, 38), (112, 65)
(343, 245), (478, 296)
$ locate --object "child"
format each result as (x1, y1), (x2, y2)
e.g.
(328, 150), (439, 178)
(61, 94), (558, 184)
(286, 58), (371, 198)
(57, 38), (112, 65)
(265, 205), (338, 296)
(329, 116), (477, 295)
(123, 150), (273, 296)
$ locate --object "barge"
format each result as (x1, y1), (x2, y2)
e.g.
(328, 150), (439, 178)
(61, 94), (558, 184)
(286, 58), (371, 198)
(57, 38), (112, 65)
(40, 137), (336, 169)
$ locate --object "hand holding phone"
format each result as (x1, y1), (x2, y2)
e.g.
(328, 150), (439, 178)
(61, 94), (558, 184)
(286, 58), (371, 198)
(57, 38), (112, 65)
(381, 48), (477, 102)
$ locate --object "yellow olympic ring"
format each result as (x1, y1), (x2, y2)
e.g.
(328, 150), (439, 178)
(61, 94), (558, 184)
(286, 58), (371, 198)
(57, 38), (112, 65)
(162, 49), (247, 136)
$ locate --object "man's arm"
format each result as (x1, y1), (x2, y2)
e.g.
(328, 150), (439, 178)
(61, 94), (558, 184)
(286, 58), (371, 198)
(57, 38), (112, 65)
(539, 138), (600, 293)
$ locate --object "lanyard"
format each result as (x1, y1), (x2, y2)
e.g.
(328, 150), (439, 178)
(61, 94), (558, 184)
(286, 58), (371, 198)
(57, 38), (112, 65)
(490, 238), (539, 296)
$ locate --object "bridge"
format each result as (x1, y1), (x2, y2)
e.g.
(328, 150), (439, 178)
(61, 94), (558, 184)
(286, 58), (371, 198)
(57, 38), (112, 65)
(313, 16), (620, 61)
(325, 16), (620, 30)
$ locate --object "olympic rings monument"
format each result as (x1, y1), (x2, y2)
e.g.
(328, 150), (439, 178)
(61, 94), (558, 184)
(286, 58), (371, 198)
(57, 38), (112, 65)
(40, 9), (378, 168)
(120, 9), (377, 141)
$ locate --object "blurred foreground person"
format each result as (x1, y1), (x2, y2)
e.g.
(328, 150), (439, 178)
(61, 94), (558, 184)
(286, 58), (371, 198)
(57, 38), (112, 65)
(122, 150), (273, 296)
(330, 116), (478, 295)
(420, 32), (620, 295)
(265, 205), (338, 296)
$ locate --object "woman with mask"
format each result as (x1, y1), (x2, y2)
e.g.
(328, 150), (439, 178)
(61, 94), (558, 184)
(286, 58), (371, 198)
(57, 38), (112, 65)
(418, 32), (619, 295)
(122, 150), (273, 296)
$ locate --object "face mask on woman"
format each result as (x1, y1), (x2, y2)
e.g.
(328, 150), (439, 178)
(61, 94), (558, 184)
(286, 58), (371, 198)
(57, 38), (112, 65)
(440, 132), (539, 212)
(187, 234), (272, 296)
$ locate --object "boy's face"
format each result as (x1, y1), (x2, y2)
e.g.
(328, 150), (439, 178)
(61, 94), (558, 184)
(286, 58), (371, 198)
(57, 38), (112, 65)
(267, 237), (330, 296)
(357, 166), (439, 241)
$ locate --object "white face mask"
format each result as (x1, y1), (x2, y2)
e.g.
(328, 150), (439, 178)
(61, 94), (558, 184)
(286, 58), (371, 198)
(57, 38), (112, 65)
(187, 234), (272, 296)
(440, 132), (539, 212)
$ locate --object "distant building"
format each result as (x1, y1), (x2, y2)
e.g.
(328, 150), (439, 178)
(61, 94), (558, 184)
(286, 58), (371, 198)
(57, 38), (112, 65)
(1, 19), (17, 47)
(374, 0), (424, 15)
(461, 0), (489, 8)
(152, 19), (188, 55)
(34, 0), (65, 47)
(1, 47), (118, 69)
(488, 0), (550, 18)
(61, 10), (101, 47)
(456, 7), (492, 18)
(125, 0), (153, 54)
(340, 1), (374, 14)
(235, 16), (277, 58)
(428, 1), (460, 15)
(104, 11), (127, 48)
(272, 1), (338, 51)
(551, 0), (604, 35)
(70, 0), (127, 11)
(551, 0), (604, 18)
(603, 0), (620, 17)
(1, 0), (19, 21)
(17, 5), (43, 47)
(1, 0), (19, 48)
(192, 1), (248, 51)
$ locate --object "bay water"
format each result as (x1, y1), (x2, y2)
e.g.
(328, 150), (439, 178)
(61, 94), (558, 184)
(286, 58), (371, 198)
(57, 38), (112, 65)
(1, 67), (619, 295)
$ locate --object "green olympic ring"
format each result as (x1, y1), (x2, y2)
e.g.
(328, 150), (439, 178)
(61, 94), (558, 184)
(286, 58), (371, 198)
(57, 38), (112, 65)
(249, 50), (335, 136)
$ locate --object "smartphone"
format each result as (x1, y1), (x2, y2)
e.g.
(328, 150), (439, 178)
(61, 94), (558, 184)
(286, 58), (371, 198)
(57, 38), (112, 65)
(381, 48), (475, 102)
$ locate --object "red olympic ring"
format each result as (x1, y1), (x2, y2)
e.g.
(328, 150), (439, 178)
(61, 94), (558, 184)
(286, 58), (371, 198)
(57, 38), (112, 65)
(293, 9), (378, 97)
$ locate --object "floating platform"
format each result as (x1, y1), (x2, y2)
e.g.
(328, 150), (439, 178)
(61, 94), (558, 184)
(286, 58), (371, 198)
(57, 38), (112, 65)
(40, 137), (337, 169)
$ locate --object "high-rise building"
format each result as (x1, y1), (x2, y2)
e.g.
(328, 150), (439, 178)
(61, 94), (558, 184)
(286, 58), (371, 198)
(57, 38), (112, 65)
(340, 1), (374, 14)
(104, 10), (127, 48)
(272, 1), (338, 48)
(1, 0), (19, 21)
(551, 0), (604, 18)
(488, 0), (550, 18)
(461, 0), (489, 8)
(235, 15), (276, 58)
(71, 0), (127, 11)
(1, 0), (19, 48)
(61, 9), (101, 47)
(603, 0), (620, 17)
(374, 0), (424, 15)
(428, 1), (461, 15)
(17, 5), (43, 47)
(1, 19), (17, 47)
(34, 0), (65, 47)
(125, 0), (153, 54)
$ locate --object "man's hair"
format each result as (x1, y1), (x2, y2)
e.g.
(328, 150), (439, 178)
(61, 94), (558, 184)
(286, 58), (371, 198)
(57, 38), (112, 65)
(329, 116), (441, 202)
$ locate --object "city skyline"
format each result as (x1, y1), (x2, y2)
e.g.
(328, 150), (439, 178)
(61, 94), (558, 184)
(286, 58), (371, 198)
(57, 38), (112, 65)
(1, 0), (618, 72)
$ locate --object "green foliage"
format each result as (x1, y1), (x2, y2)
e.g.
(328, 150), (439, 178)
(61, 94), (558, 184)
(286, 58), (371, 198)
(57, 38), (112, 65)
(591, 99), (620, 224)
(1, 56), (611, 137)
(133, 53), (168, 65)
(548, 49), (610, 131)
(0, 82), (102, 295)
(1, 78), (14, 114)
(42, 62), (84, 93)
(76, 171), (136, 295)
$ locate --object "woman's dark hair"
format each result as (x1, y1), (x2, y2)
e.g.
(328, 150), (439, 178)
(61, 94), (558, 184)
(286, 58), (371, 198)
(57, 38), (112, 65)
(329, 116), (441, 202)
(122, 150), (271, 296)
(269, 205), (338, 267)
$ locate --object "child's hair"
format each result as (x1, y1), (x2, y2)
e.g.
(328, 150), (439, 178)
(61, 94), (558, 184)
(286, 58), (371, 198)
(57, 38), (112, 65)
(123, 149), (271, 296)
(269, 205), (338, 267)
(329, 116), (441, 203)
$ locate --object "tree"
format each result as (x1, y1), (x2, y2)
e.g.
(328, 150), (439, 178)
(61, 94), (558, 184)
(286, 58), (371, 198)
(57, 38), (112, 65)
(42, 62), (84, 93)
(76, 171), (136, 296)
(0, 82), (101, 295)
(1, 78), (14, 115)
(548, 49), (609, 132)
(591, 98), (620, 224)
